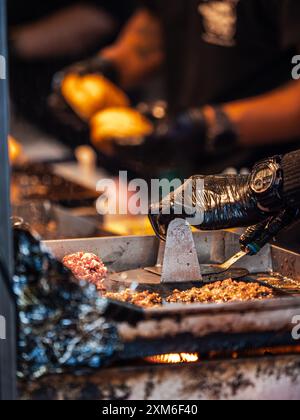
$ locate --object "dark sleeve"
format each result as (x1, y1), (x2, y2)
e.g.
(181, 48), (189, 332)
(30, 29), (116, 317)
(281, 0), (300, 48)
(8, 0), (137, 26)
(95, 0), (137, 22)
(8, 0), (74, 25)
(282, 150), (300, 207)
(139, 0), (160, 14)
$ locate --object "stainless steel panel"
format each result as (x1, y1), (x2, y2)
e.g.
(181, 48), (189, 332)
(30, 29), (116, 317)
(45, 235), (160, 272)
(46, 231), (273, 273)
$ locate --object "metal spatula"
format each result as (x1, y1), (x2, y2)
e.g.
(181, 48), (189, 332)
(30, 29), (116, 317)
(205, 250), (248, 274)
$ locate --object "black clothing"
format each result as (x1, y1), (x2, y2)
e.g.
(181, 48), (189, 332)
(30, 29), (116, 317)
(282, 150), (300, 208)
(8, 0), (135, 27)
(143, 0), (300, 111)
(141, 0), (300, 173)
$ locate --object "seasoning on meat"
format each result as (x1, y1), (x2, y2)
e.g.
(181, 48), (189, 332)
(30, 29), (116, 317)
(166, 279), (275, 304)
(103, 289), (162, 308)
(62, 252), (107, 290)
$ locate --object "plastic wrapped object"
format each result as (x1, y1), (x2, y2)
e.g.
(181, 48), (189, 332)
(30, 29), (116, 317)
(12, 219), (121, 379)
(149, 175), (266, 240)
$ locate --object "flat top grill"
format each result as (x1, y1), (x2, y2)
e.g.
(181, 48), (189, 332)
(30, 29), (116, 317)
(44, 231), (300, 362)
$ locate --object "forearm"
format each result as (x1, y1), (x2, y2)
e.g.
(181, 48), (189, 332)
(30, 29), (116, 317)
(101, 9), (164, 88)
(204, 81), (300, 146)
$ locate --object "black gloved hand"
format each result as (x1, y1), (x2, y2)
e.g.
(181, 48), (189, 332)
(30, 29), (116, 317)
(95, 105), (239, 176)
(144, 105), (239, 153)
(149, 174), (267, 241)
(240, 207), (300, 255)
(90, 104), (209, 178)
(52, 55), (119, 91)
(48, 55), (120, 132)
(149, 152), (300, 253)
(149, 108), (207, 147)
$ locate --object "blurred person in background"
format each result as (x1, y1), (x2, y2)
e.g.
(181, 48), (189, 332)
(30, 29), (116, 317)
(8, 0), (137, 144)
(51, 0), (300, 176)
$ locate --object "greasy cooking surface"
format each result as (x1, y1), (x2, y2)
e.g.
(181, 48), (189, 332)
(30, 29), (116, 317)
(102, 279), (276, 308)
(166, 279), (275, 304)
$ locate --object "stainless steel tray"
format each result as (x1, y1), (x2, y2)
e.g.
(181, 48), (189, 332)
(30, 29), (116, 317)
(45, 230), (300, 281)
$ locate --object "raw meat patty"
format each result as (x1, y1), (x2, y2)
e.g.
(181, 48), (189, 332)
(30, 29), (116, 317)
(62, 252), (107, 290)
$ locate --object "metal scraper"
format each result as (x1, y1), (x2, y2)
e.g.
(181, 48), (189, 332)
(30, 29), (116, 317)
(144, 218), (201, 283)
(159, 219), (202, 283)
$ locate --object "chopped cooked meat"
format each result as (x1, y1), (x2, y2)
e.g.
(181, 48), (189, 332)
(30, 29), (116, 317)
(62, 252), (107, 291)
(103, 289), (162, 308)
(166, 279), (275, 304)
(103, 280), (274, 308)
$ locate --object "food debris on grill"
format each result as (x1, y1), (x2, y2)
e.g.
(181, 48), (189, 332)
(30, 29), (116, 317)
(62, 252), (108, 291)
(166, 279), (275, 305)
(103, 289), (162, 308)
